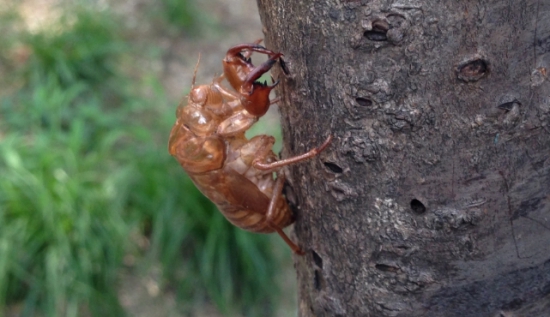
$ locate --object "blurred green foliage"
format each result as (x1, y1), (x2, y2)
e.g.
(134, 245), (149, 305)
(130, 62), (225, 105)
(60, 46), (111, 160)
(0, 1), (285, 316)
(159, 0), (198, 32)
(0, 77), (129, 317)
(23, 7), (124, 88)
(146, 0), (202, 37)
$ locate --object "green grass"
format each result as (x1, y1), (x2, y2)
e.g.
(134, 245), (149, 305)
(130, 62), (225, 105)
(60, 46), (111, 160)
(0, 1), (286, 316)
(0, 77), (130, 316)
(21, 7), (124, 89)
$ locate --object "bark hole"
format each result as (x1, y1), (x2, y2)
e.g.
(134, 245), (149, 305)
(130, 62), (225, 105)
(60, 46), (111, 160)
(456, 58), (489, 82)
(278, 57), (289, 75)
(410, 199), (426, 214)
(375, 263), (400, 273)
(363, 19), (389, 41)
(497, 100), (521, 111)
(355, 97), (373, 107)
(501, 298), (524, 310)
(324, 162), (343, 174)
(312, 250), (323, 269)
(313, 270), (325, 290)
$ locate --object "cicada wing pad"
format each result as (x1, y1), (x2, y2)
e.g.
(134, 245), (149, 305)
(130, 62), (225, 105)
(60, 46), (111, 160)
(217, 112), (258, 137)
(223, 167), (269, 206)
(219, 167), (289, 233)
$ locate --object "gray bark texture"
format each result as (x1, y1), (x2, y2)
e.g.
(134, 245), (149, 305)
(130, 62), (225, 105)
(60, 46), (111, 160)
(256, 1), (550, 316)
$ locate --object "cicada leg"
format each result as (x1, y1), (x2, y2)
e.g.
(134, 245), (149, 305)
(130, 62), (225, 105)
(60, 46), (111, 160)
(241, 39), (263, 59)
(253, 135), (333, 171)
(266, 172), (305, 255)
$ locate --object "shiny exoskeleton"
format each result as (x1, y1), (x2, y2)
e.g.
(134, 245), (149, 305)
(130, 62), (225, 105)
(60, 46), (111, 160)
(168, 43), (331, 254)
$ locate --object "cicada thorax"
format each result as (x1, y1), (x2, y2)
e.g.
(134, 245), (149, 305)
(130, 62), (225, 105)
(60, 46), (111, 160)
(168, 112), (225, 173)
(168, 79), (239, 174)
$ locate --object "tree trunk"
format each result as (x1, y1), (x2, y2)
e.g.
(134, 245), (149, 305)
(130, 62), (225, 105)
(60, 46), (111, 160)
(256, 1), (550, 316)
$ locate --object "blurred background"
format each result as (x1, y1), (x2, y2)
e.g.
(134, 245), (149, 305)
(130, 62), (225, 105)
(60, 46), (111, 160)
(0, 0), (296, 316)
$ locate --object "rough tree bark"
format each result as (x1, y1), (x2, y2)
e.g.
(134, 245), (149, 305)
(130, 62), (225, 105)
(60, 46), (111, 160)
(256, 1), (550, 316)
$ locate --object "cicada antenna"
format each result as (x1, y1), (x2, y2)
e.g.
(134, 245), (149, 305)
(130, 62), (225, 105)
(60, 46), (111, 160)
(192, 53), (201, 88)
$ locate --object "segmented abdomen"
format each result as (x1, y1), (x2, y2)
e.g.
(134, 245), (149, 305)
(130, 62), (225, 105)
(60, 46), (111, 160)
(188, 170), (293, 233)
